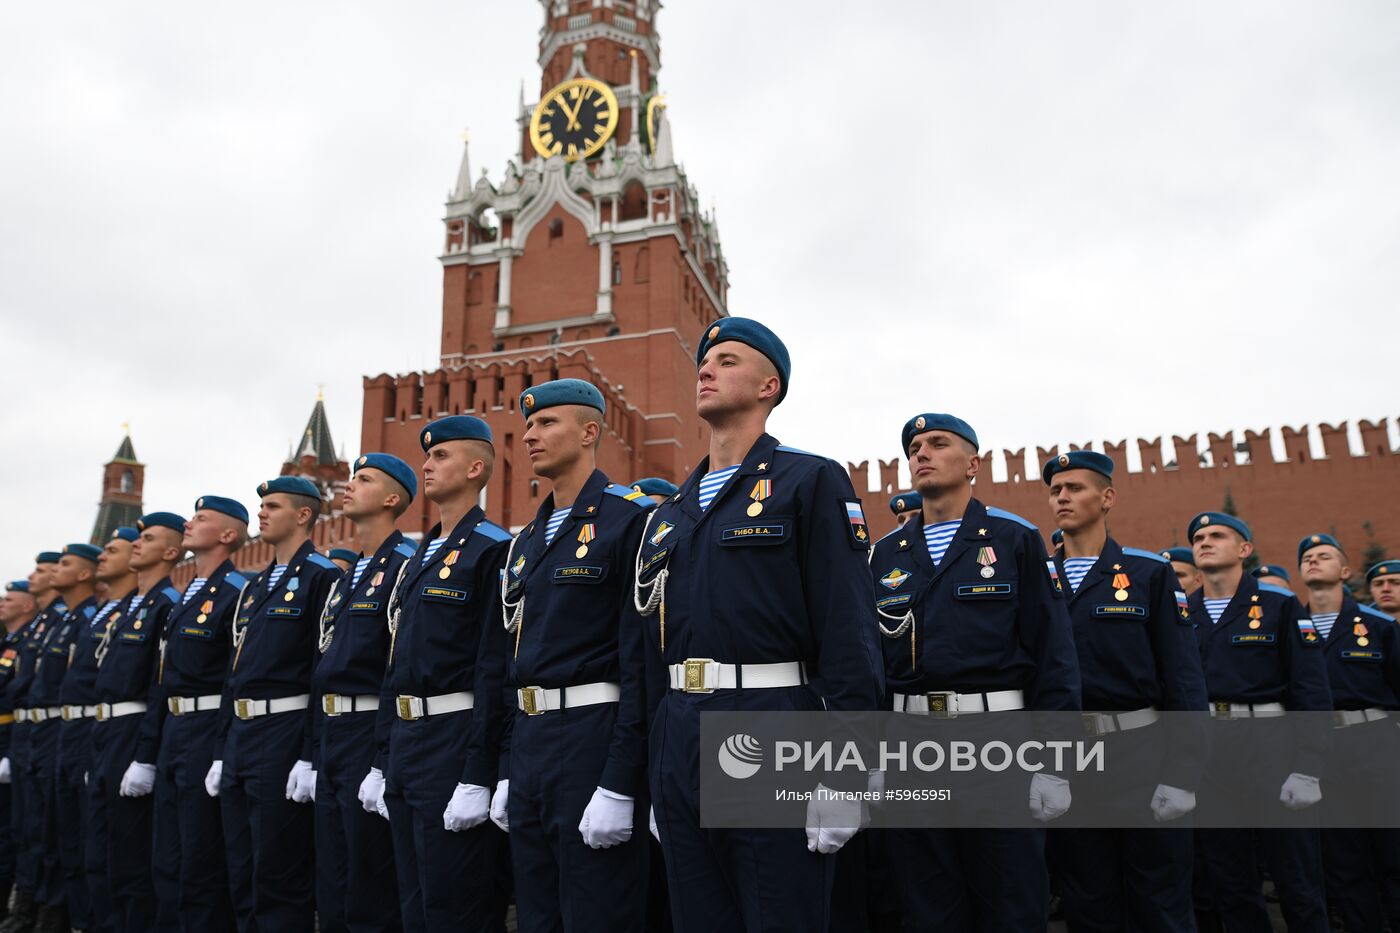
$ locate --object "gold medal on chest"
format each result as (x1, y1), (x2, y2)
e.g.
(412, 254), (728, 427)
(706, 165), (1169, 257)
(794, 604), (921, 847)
(438, 566), (452, 580)
(576, 545), (589, 559)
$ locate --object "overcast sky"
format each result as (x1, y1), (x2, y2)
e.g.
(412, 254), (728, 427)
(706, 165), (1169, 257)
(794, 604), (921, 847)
(2, 1), (1397, 575)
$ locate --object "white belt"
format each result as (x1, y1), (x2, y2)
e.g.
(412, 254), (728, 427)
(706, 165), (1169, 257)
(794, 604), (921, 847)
(667, 660), (807, 693)
(1082, 707), (1158, 735)
(167, 694), (222, 716)
(61, 704), (98, 721)
(894, 689), (1024, 715)
(517, 681), (620, 715)
(395, 691), (474, 721)
(14, 708), (29, 723)
(94, 702), (147, 722)
(30, 706), (63, 723)
(321, 694), (380, 717)
(233, 694), (310, 721)
(1209, 701), (1285, 719)
(1334, 708), (1390, 729)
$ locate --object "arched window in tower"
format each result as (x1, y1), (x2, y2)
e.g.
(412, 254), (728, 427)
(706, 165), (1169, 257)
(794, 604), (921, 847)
(619, 181), (647, 222)
(548, 218), (564, 243)
(612, 259), (622, 285)
(634, 245), (650, 283)
(120, 470), (134, 494)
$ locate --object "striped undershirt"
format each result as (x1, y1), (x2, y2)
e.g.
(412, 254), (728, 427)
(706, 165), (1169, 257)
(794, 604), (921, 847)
(92, 599), (120, 626)
(1203, 597), (1231, 623)
(1313, 611), (1340, 640)
(698, 465), (740, 512)
(421, 537), (447, 564)
(544, 508), (571, 545)
(1063, 557), (1097, 594)
(267, 565), (288, 590)
(182, 578), (207, 604)
(351, 556), (371, 588)
(923, 520), (960, 566)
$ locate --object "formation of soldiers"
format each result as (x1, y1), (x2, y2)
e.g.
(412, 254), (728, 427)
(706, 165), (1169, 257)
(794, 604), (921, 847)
(0, 314), (1397, 933)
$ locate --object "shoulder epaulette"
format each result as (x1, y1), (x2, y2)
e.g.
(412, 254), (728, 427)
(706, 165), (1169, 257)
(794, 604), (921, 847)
(81, 605), (96, 620)
(1122, 547), (1168, 564)
(473, 521), (512, 543)
(1359, 604), (1395, 623)
(161, 586), (182, 604)
(987, 506), (1038, 531)
(776, 444), (821, 458)
(306, 552), (336, 570)
(225, 571), (249, 590)
(394, 540), (417, 560)
(1258, 583), (1295, 599)
(604, 484), (654, 507)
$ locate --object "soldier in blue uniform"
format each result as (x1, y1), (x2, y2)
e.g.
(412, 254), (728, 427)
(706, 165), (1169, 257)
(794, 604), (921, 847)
(1041, 451), (1208, 932)
(98, 511), (186, 933)
(0, 580), (39, 919)
(214, 476), (339, 932)
(866, 413), (1079, 933)
(630, 476), (679, 506)
(1186, 512), (1332, 933)
(1, 553), (65, 933)
(1160, 546), (1202, 596)
(1251, 563), (1293, 590)
(153, 496), (250, 933)
(633, 319), (884, 933)
(26, 544), (99, 933)
(889, 490), (921, 527)
(363, 415), (510, 933)
(312, 453), (418, 933)
(493, 379), (653, 933)
(1368, 561), (1400, 617)
(1296, 533), (1400, 930)
(61, 527), (140, 933)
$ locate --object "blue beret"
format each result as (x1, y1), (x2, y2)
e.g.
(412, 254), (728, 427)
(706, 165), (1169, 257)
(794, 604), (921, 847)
(138, 512), (187, 534)
(1297, 533), (1344, 565)
(1160, 547), (1195, 566)
(1051, 529), (1064, 545)
(1251, 564), (1292, 583)
(901, 413), (979, 455)
(631, 477), (679, 498)
(889, 491), (921, 515)
(63, 543), (102, 563)
(257, 476), (322, 502)
(519, 379), (605, 419)
(110, 527), (139, 543)
(1367, 561), (1400, 583)
(355, 452), (418, 503)
(421, 415), (493, 451)
(328, 548), (359, 564)
(695, 318), (791, 404)
(6, 581), (30, 593)
(35, 551), (61, 565)
(194, 495), (250, 525)
(1042, 450), (1115, 485)
(1187, 512), (1251, 543)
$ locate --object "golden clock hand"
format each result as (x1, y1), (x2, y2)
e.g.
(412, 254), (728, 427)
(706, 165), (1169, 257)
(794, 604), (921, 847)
(563, 92), (586, 132)
(554, 92), (582, 132)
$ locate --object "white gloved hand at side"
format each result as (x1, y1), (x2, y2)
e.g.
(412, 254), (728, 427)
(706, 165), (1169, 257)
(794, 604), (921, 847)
(204, 760), (223, 798)
(1029, 773), (1071, 822)
(287, 761), (315, 803)
(490, 779), (509, 832)
(443, 783), (491, 832)
(358, 767), (387, 818)
(120, 761), (157, 797)
(804, 784), (862, 854)
(1150, 784), (1196, 822)
(579, 786), (634, 849)
(1280, 772), (1322, 811)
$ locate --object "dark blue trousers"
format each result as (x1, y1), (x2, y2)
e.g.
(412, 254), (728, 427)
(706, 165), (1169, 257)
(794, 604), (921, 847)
(58, 718), (97, 930)
(220, 711), (315, 933)
(31, 719), (63, 907)
(92, 716), (157, 933)
(314, 711), (401, 933)
(155, 710), (235, 932)
(9, 723), (32, 892)
(886, 827), (1048, 933)
(385, 709), (506, 933)
(1052, 827), (1194, 933)
(509, 704), (648, 933)
(650, 691), (833, 933)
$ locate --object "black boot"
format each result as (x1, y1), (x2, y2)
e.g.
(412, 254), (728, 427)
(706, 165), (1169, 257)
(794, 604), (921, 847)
(0, 889), (35, 933)
(29, 904), (64, 933)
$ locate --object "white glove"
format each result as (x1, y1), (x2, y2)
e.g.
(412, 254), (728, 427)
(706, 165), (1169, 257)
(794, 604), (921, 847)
(443, 783), (491, 832)
(0, 757), (10, 784)
(358, 767), (386, 817)
(287, 761), (315, 804)
(804, 783), (862, 854)
(490, 779), (509, 832)
(649, 805), (659, 842)
(1150, 784), (1196, 822)
(1280, 772), (1322, 811)
(579, 786), (634, 849)
(204, 760), (223, 798)
(1029, 773), (1071, 822)
(120, 761), (157, 797)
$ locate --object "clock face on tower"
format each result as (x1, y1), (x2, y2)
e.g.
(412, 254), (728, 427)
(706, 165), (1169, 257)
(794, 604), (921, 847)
(529, 78), (620, 162)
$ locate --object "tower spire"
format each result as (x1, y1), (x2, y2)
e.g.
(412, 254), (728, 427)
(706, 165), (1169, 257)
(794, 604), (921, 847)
(452, 130), (472, 201)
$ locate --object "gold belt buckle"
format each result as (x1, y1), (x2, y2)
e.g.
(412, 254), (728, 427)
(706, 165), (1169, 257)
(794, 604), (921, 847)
(235, 698), (254, 721)
(1212, 701), (1232, 716)
(683, 659), (714, 693)
(396, 696), (416, 721)
(521, 687), (544, 716)
(61, 705), (74, 722)
(167, 697), (182, 716)
(1081, 712), (1106, 736)
(323, 694), (341, 717)
(926, 691), (955, 715)
(95, 704), (109, 723)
